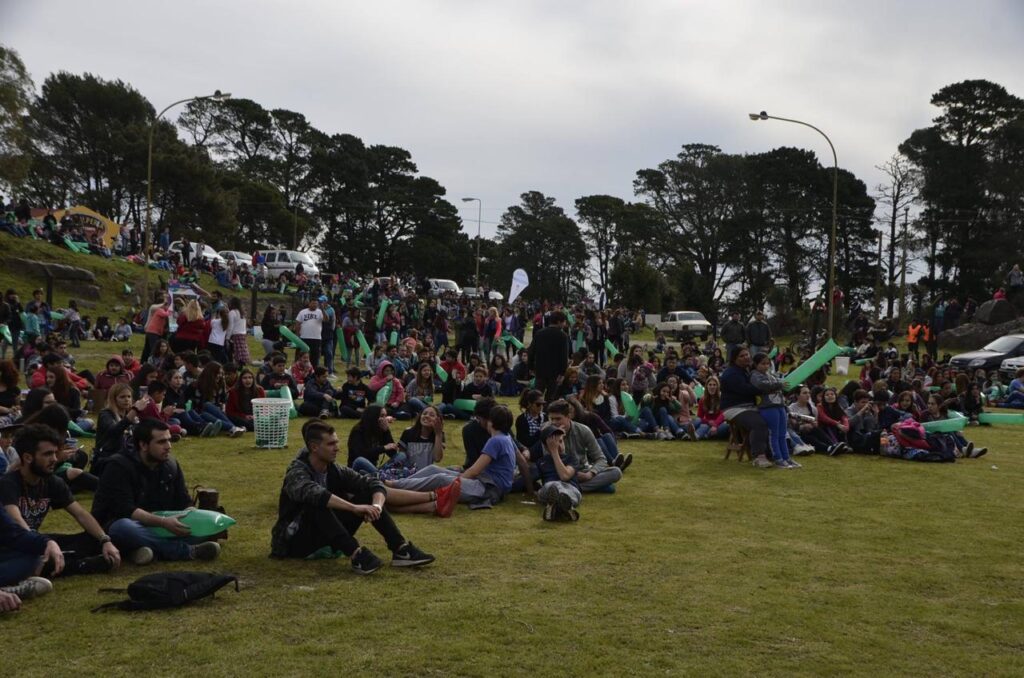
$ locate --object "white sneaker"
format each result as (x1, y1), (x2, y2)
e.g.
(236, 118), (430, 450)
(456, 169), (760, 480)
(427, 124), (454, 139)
(131, 546), (155, 565)
(1, 576), (53, 600)
(230, 427), (245, 438)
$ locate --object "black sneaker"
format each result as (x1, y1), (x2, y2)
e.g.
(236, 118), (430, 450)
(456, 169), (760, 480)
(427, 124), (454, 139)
(392, 541), (435, 568)
(351, 547), (382, 575)
(543, 500), (558, 521)
(619, 453), (633, 473)
(828, 443), (843, 457)
(73, 554), (115, 576)
(556, 492), (575, 520)
(188, 541), (221, 561)
(612, 454), (624, 468)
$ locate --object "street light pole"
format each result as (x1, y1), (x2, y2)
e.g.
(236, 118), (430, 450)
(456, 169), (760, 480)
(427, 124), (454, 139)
(143, 89), (231, 303)
(461, 197), (482, 290)
(748, 111), (839, 339)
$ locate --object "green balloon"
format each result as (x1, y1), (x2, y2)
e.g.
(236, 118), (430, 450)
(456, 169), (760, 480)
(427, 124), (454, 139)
(620, 392), (640, 422)
(435, 364), (449, 383)
(978, 411), (1024, 425)
(921, 411), (968, 433)
(336, 328), (349, 362)
(767, 346), (778, 359)
(389, 331), (398, 347)
(604, 339), (620, 358)
(783, 339), (844, 390)
(279, 326), (310, 353)
(356, 330), (372, 358)
(148, 508), (237, 539)
(0, 325), (11, 344)
(454, 398), (477, 412)
(376, 299), (389, 329)
(375, 381), (393, 406)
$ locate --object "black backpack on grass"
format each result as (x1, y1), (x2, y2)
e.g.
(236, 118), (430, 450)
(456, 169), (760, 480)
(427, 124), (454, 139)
(92, 571), (239, 612)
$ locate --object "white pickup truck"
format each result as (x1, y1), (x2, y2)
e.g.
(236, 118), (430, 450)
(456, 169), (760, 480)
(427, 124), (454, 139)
(652, 311), (712, 340)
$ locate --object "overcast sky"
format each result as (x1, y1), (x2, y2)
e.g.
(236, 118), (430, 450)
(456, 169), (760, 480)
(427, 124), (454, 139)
(6, 1), (1024, 240)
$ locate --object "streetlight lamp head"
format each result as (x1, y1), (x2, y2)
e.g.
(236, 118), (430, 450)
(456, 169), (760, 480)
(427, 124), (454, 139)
(211, 90), (232, 101)
(461, 197), (476, 202)
(748, 111), (769, 121)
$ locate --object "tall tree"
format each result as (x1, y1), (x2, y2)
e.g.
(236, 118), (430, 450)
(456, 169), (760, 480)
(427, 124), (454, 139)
(873, 154), (918, 316)
(574, 195), (658, 295)
(0, 45), (34, 192)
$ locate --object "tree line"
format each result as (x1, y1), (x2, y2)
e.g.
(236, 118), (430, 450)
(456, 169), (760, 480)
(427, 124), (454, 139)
(1, 44), (1022, 319)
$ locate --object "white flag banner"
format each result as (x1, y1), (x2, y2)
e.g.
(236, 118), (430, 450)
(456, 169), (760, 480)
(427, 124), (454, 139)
(508, 268), (529, 305)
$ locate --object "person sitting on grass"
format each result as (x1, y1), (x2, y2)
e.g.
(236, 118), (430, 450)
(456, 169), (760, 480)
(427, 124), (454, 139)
(269, 420), (435, 573)
(384, 404), (523, 509)
(461, 397), (497, 470)
(291, 351), (314, 389)
(347, 405), (399, 475)
(225, 368), (265, 431)
(816, 387), (853, 456)
(92, 384), (146, 475)
(91, 419), (223, 565)
(919, 394), (988, 458)
(0, 508), (60, 612)
(1, 424), (122, 577)
(533, 425), (581, 522)
(185, 362), (245, 438)
(261, 354), (299, 399)
(543, 399), (622, 493)
(134, 381), (185, 440)
(298, 366), (340, 419)
(369, 360), (408, 419)
(337, 367), (370, 418)
(695, 376), (729, 441)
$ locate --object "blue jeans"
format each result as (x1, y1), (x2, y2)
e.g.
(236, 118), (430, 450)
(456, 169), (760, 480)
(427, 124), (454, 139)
(200, 402), (234, 429)
(609, 415), (638, 434)
(351, 457), (378, 475)
(0, 548), (40, 586)
(695, 421), (730, 440)
(1003, 392), (1024, 408)
(406, 398), (428, 415)
(107, 518), (205, 561)
(597, 432), (619, 464)
(637, 407), (658, 433)
(657, 407), (681, 435)
(437, 402), (470, 420)
(760, 406), (790, 461)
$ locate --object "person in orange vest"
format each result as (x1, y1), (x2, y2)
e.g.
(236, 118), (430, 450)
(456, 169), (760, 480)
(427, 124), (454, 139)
(906, 319), (922, 358)
(922, 319), (937, 360)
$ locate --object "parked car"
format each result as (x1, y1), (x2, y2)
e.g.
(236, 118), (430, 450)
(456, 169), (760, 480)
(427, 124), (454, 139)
(218, 250), (252, 267)
(652, 311), (712, 340)
(462, 287), (504, 301)
(258, 249), (321, 279)
(950, 334), (1024, 371)
(169, 241), (226, 268)
(427, 278), (462, 298)
(1000, 354), (1024, 379)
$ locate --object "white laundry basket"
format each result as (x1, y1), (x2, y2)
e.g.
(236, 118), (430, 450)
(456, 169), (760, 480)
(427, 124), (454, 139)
(253, 398), (290, 448)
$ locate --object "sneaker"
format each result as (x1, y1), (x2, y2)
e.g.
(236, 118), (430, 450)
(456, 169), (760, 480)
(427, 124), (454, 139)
(351, 546), (382, 575)
(130, 546), (155, 566)
(622, 432), (642, 439)
(73, 554), (115, 576)
(773, 459), (790, 469)
(965, 441), (974, 457)
(786, 459), (803, 469)
(434, 477), (461, 517)
(319, 409), (330, 420)
(794, 445), (814, 456)
(619, 453), (633, 473)
(543, 500), (558, 521)
(612, 454), (624, 468)
(827, 443), (843, 457)
(170, 433), (181, 443)
(842, 443), (854, 454)
(567, 508), (580, 522)
(200, 423), (216, 438)
(189, 541), (221, 561)
(229, 426), (245, 438)
(392, 541), (435, 568)
(970, 446), (988, 459)
(210, 420), (224, 437)
(556, 492), (575, 519)
(752, 456), (774, 469)
(0, 576), (52, 600)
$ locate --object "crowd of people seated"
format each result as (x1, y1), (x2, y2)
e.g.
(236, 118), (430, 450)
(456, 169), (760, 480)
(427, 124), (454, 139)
(2, 260), (1023, 611)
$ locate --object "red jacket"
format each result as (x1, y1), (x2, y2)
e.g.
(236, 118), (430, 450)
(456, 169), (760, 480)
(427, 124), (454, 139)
(697, 400), (725, 428)
(30, 365), (90, 391)
(226, 386), (265, 420)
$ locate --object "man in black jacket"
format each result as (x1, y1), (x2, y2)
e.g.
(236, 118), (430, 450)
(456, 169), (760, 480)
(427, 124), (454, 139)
(746, 310), (772, 356)
(528, 311), (569, 402)
(720, 311), (746, 362)
(270, 420), (435, 575)
(92, 419), (221, 564)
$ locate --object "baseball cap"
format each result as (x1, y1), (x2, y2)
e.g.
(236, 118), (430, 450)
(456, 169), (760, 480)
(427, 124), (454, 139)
(539, 426), (566, 443)
(318, 295), (328, 302)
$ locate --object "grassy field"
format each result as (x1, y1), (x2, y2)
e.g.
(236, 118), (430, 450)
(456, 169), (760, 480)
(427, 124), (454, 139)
(4, 244), (1024, 675)
(4, 334), (1024, 676)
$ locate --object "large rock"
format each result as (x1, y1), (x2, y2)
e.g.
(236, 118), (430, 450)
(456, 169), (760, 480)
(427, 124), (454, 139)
(940, 318), (1024, 350)
(974, 299), (1017, 325)
(2, 257), (96, 283)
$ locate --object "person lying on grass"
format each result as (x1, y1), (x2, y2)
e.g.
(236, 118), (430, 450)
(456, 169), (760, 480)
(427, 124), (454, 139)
(270, 420), (435, 573)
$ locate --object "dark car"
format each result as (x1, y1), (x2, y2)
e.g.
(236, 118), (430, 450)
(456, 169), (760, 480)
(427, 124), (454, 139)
(949, 334), (1024, 371)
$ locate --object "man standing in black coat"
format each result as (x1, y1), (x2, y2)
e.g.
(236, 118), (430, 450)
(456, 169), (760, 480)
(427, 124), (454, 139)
(528, 311), (569, 402)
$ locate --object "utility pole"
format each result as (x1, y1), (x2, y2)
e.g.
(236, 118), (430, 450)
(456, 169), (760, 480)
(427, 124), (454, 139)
(875, 231), (883, 319)
(898, 208), (909, 322)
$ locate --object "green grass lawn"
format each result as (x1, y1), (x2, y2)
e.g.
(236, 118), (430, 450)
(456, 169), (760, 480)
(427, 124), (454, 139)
(8, 390), (1024, 676)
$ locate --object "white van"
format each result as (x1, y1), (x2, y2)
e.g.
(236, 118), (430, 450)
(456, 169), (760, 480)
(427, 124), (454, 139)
(427, 279), (462, 298)
(259, 250), (321, 279)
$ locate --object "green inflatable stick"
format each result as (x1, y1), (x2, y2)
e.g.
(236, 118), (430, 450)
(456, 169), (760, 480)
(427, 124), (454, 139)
(0, 325), (10, 344)
(575, 331), (585, 352)
(921, 410), (968, 433)
(566, 312), (575, 326)
(279, 326), (310, 353)
(356, 330), (372, 358)
(353, 292), (364, 308)
(604, 339), (620, 358)
(67, 421), (95, 438)
(783, 339), (844, 390)
(49, 311), (65, 322)
(767, 346), (778, 359)
(376, 299), (389, 329)
(978, 411), (1024, 425)
(435, 364), (449, 382)
(694, 384), (705, 399)
(389, 331), (398, 347)
(854, 358), (872, 366)
(267, 386), (298, 418)
(619, 392), (640, 422)
(336, 328), (349, 362)
(454, 398), (477, 412)
(148, 508), (237, 539)
(505, 334), (525, 350)
(375, 381), (393, 406)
